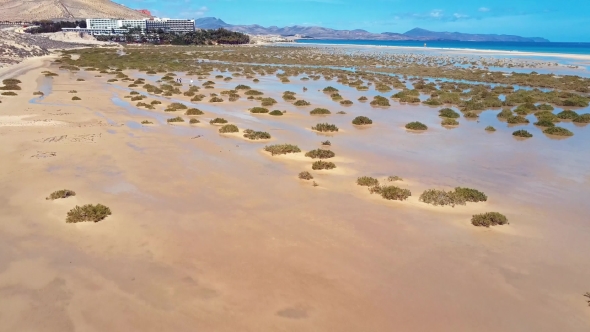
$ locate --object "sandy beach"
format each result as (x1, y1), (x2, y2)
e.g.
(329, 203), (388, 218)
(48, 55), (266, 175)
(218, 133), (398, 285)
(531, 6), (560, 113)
(1, 46), (589, 332)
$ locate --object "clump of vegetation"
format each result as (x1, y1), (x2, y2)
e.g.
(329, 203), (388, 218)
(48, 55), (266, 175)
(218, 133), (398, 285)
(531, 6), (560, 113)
(497, 109), (513, 119)
(250, 107), (269, 114)
(167, 116), (184, 123)
(387, 176), (403, 182)
(305, 149), (335, 159)
(323, 86), (338, 93)
(264, 144), (301, 155)
(485, 126), (496, 132)
(321, 140), (331, 146)
(209, 97), (224, 103)
(244, 89), (263, 96)
(261, 97), (277, 106)
(370, 185), (411, 201)
(312, 123), (339, 132)
(534, 119), (555, 127)
(507, 115), (529, 124)
(312, 160), (336, 170)
(463, 111), (479, 119)
(513, 130), (533, 138)
(269, 110), (283, 116)
(584, 292), (590, 306)
(243, 129), (271, 140)
(543, 126), (573, 136)
(352, 116), (373, 125)
(340, 100), (353, 105)
(141, 120), (153, 124)
(210, 118), (228, 124)
(71, 96), (81, 100)
(573, 114), (590, 123)
(46, 189), (76, 200)
(310, 108), (331, 115)
(1, 91), (17, 96)
(219, 124), (239, 133)
(358, 96), (368, 101)
(441, 118), (459, 126)
(471, 212), (508, 227)
(150, 100), (161, 106)
(405, 121), (427, 130)
(189, 118), (200, 124)
(294, 100), (311, 106)
(370, 96), (391, 107)
(357, 176), (379, 187)
(235, 84), (251, 90)
(66, 204), (112, 223)
(439, 108), (460, 118)
(557, 110), (579, 120)
(454, 187), (488, 202)
(419, 189), (466, 207)
(299, 171), (313, 180)
(33, 91), (44, 96)
(185, 108), (203, 115)
(68, 90), (78, 93)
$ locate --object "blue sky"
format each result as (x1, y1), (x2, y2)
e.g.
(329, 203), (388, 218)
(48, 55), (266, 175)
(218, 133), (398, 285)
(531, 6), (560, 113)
(117, 0), (590, 42)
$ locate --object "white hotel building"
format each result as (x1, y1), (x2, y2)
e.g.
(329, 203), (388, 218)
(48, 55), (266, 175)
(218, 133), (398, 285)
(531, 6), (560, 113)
(62, 18), (195, 35)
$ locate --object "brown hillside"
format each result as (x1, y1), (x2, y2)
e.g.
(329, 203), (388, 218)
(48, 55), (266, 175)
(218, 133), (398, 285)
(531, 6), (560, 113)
(0, 0), (150, 21)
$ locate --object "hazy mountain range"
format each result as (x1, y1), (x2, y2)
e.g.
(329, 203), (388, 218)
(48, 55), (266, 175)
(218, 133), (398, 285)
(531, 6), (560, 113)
(196, 17), (549, 43)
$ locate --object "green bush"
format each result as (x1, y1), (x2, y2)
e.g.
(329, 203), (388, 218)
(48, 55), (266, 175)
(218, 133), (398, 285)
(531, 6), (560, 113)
(46, 189), (76, 200)
(210, 118), (228, 124)
(2, 78), (21, 85)
(352, 116), (373, 125)
(321, 140), (331, 146)
(72, 96), (81, 100)
(371, 185), (411, 201)
(340, 100), (353, 105)
(244, 90), (263, 96)
(573, 114), (590, 123)
(150, 100), (161, 105)
(370, 96), (390, 107)
(358, 96), (368, 101)
(537, 104), (554, 111)
(513, 130), (533, 138)
(243, 129), (271, 140)
(497, 109), (513, 119)
(167, 116), (184, 123)
(507, 115), (529, 124)
(261, 97), (277, 106)
(419, 189), (466, 207)
(250, 107), (269, 114)
(454, 187), (487, 202)
(471, 212), (508, 227)
(269, 110), (283, 116)
(387, 176), (403, 182)
(33, 91), (44, 96)
(185, 108), (203, 115)
(557, 110), (579, 120)
(330, 93), (343, 100)
(299, 171), (313, 180)
(357, 176), (379, 187)
(534, 119), (555, 127)
(310, 108), (331, 115)
(463, 111), (479, 119)
(264, 144), (301, 155)
(294, 100), (311, 106)
(66, 204), (112, 223)
(485, 126), (496, 131)
(210, 97), (224, 103)
(312, 123), (339, 132)
(235, 84), (251, 90)
(405, 121), (427, 130)
(189, 118), (200, 124)
(141, 120), (153, 124)
(312, 161), (336, 170)
(305, 149), (335, 159)
(543, 126), (573, 136)
(442, 118), (459, 126)
(219, 124), (239, 133)
(323, 86), (338, 92)
(439, 108), (460, 118)
(1, 91), (17, 96)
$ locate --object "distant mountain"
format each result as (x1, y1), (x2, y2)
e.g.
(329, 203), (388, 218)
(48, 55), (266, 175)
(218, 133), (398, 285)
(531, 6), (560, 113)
(195, 17), (549, 42)
(0, 0), (149, 21)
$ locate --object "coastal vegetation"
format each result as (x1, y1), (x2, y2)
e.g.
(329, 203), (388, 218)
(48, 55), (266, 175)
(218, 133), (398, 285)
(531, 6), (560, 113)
(471, 212), (508, 227)
(299, 171), (314, 180)
(369, 185), (412, 201)
(210, 118), (228, 124)
(352, 116), (373, 125)
(312, 123), (339, 132)
(513, 130), (533, 138)
(543, 126), (573, 136)
(405, 122), (427, 131)
(310, 108), (331, 115)
(243, 129), (271, 140)
(305, 149), (335, 159)
(269, 110), (283, 116)
(219, 124), (239, 133)
(357, 176), (379, 187)
(66, 204), (112, 223)
(441, 118), (459, 126)
(46, 189), (76, 200)
(167, 116), (184, 123)
(312, 161), (336, 170)
(264, 144), (301, 155)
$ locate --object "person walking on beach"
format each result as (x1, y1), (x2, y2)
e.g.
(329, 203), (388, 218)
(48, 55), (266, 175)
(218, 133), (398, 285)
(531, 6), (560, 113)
(190, 79), (193, 86)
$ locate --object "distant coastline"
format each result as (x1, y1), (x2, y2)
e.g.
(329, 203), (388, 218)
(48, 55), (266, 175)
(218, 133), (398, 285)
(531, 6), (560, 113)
(295, 39), (590, 56)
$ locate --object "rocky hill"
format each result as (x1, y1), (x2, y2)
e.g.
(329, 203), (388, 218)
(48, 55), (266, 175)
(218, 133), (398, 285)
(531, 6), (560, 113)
(0, 0), (149, 21)
(195, 17), (549, 42)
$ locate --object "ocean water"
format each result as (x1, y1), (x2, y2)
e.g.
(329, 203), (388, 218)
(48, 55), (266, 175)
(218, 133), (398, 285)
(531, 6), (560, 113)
(296, 39), (590, 56)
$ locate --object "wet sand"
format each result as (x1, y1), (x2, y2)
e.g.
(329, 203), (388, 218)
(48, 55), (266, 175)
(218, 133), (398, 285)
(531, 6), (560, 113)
(1, 54), (590, 332)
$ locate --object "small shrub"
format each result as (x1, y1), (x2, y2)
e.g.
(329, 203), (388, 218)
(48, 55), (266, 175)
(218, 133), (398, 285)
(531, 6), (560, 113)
(372, 186), (411, 201)
(46, 189), (76, 200)
(219, 124), (239, 133)
(210, 118), (228, 124)
(294, 100), (311, 106)
(71, 96), (81, 100)
(250, 107), (269, 114)
(573, 114), (590, 123)
(357, 176), (379, 187)
(584, 292), (590, 306)
(454, 187), (487, 202)
(471, 212), (508, 227)
(323, 86), (338, 92)
(141, 120), (153, 124)
(513, 130), (533, 138)
(305, 149), (335, 159)
(264, 144), (301, 155)
(439, 108), (460, 118)
(299, 171), (313, 180)
(261, 97), (277, 106)
(543, 126), (573, 137)
(358, 96), (368, 101)
(387, 176), (402, 182)
(243, 129), (271, 140)
(485, 126), (496, 131)
(370, 96), (390, 107)
(210, 97), (224, 103)
(507, 115), (529, 124)
(189, 118), (200, 124)
(442, 118), (459, 126)
(534, 119), (555, 127)
(235, 84), (251, 90)
(244, 90), (263, 96)
(167, 116), (184, 123)
(185, 108), (203, 115)
(107, 79), (118, 82)
(310, 108), (331, 115)
(269, 110), (283, 116)
(312, 123), (339, 132)
(340, 100), (353, 105)
(321, 140), (331, 146)
(352, 116), (373, 125)
(419, 189), (466, 207)
(2, 78), (21, 85)
(312, 160), (336, 170)
(463, 111), (479, 119)
(1, 91), (17, 96)
(66, 204), (112, 223)
(405, 121), (427, 130)
(497, 109), (513, 119)
(557, 110), (579, 120)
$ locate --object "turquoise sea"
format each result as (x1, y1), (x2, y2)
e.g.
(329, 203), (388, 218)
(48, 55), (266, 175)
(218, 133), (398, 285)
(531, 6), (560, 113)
(295, 39), (590, 56)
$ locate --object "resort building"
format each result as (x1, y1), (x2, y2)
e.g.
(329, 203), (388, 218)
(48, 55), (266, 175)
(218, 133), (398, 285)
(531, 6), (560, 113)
(62, 17), (196, 36)
(86, 18), (119, 30)
(145, 18), (195, 33)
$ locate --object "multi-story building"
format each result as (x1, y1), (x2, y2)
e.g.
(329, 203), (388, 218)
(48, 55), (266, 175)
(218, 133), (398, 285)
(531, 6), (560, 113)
(119, 19), (147, 31)
(145, 18), (195, 33)
(86, 18), (119, 30)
